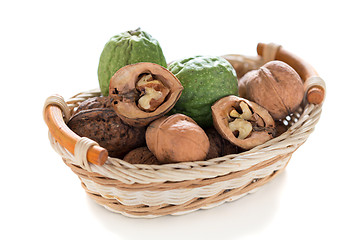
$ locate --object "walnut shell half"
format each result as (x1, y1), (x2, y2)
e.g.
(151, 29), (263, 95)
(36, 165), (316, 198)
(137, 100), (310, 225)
(109, 62), (183, 127)
(211, 95), (275, 150)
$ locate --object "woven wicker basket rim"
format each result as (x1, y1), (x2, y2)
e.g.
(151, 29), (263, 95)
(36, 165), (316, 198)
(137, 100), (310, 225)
(48, 88), (323, 185)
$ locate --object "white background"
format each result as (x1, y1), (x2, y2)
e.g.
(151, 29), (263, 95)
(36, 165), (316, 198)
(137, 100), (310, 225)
(1, 0), (359, 239)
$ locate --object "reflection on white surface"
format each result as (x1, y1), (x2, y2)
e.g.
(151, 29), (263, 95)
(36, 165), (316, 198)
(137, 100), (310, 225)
(86, 172), (287, 240)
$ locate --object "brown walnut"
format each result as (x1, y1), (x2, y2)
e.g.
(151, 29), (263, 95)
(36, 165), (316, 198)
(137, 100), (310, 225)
(109, 62), (183, 127)
(73, 96), (112, 115)
(146, 114), (210, 163)
(67, 108), (146, 158)
(205, 127), (240, 159)
(274, 120), (289, 137)
(238, 60), (304, 120)
(123, 147), (160, 165)
(212, 95), (275, 150)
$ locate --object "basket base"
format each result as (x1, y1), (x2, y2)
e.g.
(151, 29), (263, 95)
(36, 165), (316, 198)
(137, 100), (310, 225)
(82, 164), (288, 218)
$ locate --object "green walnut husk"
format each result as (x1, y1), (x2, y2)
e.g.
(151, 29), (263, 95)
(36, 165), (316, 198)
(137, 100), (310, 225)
(168, 55), (238, 128)
(98, 28), (167, 96)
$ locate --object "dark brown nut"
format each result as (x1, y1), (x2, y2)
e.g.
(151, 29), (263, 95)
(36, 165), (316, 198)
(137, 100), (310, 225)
(67, 108), (146, 158)
(109, 62), (183, 127)
(146, 114), (210, 163)
(212, 95), (275, 150)
(205, 127), (223, 159)
(238, 60), (304, 120)
(205, 128), (240, 160)
(73, 96), (112, 115)
(274, 120), (289, 137)
(123, 147), (161, 165)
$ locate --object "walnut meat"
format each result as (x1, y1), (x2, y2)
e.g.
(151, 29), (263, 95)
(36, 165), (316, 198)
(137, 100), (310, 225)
(67, 108), (146, 158)
(212, 96), (275, 150)
(238, 60), (304, 120)
(109, 62), (183, 127)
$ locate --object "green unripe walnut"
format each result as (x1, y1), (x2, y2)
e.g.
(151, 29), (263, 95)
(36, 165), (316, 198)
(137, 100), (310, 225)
(168, 55), (238, 128)
(98, 28), (167, 96)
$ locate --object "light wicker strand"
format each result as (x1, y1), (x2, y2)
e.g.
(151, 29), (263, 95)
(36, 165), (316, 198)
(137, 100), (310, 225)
(43, 94), (71, 123)
(74, 137), (98, 172)
(66, 89), (101, 111)
(262, 42), (281, 63)
(305, 76), (326, 101)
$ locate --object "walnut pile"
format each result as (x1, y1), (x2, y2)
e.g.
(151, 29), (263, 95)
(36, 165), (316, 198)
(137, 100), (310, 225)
(65, 58), (305, 164)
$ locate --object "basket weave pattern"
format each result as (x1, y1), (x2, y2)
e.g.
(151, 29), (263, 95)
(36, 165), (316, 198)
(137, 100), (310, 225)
(47, 89), (323, 218)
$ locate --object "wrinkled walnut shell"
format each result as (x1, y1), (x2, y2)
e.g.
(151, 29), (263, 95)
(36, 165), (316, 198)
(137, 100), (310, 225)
(238, 60), (304, 120)
(109, 62), (183, 127)
(123, 147), (160, 165)
(67, 108), (146, 158)
(205, 127), (240, 159)
(274, 120), (289, 137)
(146, 114), (210, 163)
(211, 95), (275, 150)
(73, 96), (112, 115)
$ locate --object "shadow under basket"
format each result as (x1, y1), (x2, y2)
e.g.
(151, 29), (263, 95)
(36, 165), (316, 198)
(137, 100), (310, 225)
(43, 43), (325, 218)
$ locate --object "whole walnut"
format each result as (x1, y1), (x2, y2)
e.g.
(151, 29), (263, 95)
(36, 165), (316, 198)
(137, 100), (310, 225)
(205, 128), (240, 159)
(123, 147), (160, 165)
(146, 114), (210, 163)
(67, 108), (146, 158)
(238, 60), (304, 120)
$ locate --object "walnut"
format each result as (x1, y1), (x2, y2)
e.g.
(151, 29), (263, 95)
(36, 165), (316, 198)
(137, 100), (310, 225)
(146, 114), (210, 163)
(109, 62), (183, 127)
(212, 95), (275, 150)
(274, 120), (289, 137)
(73, 96), (112, 115)
(238, 60), (304, 120)
(205, 128), (240, 160)
(123, 147), (160, 165)
(67, 108), (146, 158)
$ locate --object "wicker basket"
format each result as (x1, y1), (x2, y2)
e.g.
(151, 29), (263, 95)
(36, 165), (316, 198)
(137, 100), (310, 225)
(43, 43), (325, 218)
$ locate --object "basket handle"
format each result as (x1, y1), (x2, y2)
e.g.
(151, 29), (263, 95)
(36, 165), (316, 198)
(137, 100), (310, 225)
(257, 43), (326, 105)
(43, 95), (108, 166)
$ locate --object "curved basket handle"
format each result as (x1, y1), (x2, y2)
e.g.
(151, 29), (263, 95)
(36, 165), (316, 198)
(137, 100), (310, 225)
(257, 43), (326, 105)
(43, 95), (108, 166)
